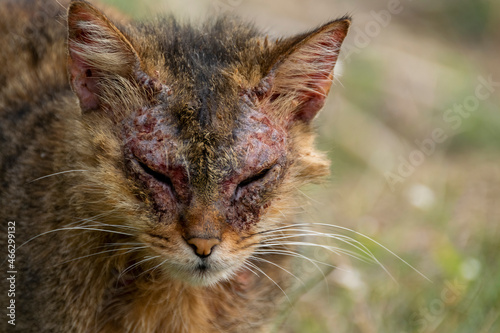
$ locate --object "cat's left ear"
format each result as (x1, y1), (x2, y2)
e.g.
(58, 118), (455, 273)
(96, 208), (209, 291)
(67, 1), (141, 112)
(261, 18), (350, 124)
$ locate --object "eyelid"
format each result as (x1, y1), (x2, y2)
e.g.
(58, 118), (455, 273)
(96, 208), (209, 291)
(237, 164), (275, 188)
(135, 159), (175, 190)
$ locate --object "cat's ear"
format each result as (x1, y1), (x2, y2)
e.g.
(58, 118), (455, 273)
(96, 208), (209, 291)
(67, 1), (140, 112)
(262, 18), (350, 124)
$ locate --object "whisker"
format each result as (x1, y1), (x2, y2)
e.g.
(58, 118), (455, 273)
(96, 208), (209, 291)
(253, 222), (431, 282)
(63, 211), (116, 228)
(253, 248), (331, 290)
(249, 255), (305, 287)
(245, 261), (290, 303)
(240, 260), (260, 277)
(77, 221), (139, 231)
(257, 241), (373, 265)
(303, 223), (431, 282)
(27, 169), (88, 183)
(253, 248), (339, 298)
(101, 242), (145, 247)
(18, 227), (133, 250)
(54, 246), (147, 266)
(259, 230), (378, 263)
(119, 255), (160, 281)
(139, 258), (168, 278)
(253, 249), (337, 270)
(257, 229), (377, 260)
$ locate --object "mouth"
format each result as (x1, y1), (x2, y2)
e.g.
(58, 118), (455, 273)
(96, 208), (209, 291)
(183, 265), (223, 286)
(174, 258), (239, 287)
(196, 262), (209, 271)
(142, 239), (241, 286)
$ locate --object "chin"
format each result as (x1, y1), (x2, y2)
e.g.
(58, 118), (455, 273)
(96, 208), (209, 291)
(164, 260), (239, 287)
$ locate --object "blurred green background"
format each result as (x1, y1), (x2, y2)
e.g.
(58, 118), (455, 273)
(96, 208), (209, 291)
(101, 0), (500, 331)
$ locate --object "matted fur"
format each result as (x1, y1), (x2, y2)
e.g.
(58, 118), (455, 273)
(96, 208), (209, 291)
(0, 0), (350, 332)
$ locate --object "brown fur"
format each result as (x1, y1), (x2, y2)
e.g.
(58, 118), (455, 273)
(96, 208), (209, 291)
(0, 1), (350, 332)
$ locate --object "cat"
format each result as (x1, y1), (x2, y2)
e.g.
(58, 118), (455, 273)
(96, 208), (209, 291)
(0, 0), (350, 331)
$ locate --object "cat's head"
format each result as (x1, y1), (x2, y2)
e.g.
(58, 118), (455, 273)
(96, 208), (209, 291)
(66, 1), (349, 286)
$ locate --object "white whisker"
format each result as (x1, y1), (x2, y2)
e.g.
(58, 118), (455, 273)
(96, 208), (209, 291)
(241, 260), (260, 277)
(257, 241), (373, 265)
(18, 226), (133, 250)
(253, 249), (337, 270)
(253, 222), (430, 282)
(27, 169), (88, 183)
(63, 211), (116, 227)
(259, 230), (378, 263)
(245, 261), (290, 303)
(55, 246), (147, 266)
(139, 258), (168, 278)
(119, 255), (160, 281)
(249, 255), (305, 286)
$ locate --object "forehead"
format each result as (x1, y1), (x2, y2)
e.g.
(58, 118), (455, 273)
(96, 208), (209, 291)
(124, 98), (287, 194)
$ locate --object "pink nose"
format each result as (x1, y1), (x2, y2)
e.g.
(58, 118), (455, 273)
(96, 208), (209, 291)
(186, 238), (220, 258)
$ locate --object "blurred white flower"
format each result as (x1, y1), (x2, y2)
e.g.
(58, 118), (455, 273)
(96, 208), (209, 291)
(332, 266), (367, 294)
(406, 183), (436, 209)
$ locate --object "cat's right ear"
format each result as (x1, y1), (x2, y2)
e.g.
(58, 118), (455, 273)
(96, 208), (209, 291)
(67, 1), (140, 112)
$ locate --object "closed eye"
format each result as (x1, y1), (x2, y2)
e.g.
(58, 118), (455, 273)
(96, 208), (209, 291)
(237, 167), (272, 189)
(137, 160), (175, 190)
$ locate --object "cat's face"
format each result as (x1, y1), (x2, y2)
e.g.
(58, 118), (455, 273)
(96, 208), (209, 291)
(121, 96), (290, 285)
(67, 1), (349, 286)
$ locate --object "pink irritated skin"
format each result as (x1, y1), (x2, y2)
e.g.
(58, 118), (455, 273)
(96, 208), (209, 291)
(225, 106), (289, 230)
(123, 105), (188, 220)
(122, 98), (290, 231)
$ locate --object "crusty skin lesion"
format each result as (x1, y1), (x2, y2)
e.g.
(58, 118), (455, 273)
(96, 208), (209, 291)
(0, 0), (349, 332)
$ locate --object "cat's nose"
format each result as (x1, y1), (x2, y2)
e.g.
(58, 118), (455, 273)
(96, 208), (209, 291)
(186, 237), (220, 258)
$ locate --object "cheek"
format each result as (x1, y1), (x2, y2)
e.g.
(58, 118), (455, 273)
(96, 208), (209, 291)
(223, 168), (286, 231)
(140, 224), (183, 253)
(213, 232), (257, 272)
(230, 197), (271, 231)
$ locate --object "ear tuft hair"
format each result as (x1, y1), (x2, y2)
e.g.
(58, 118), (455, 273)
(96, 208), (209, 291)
(67, 0), (140, 112)
(261, 17), (350, 124)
